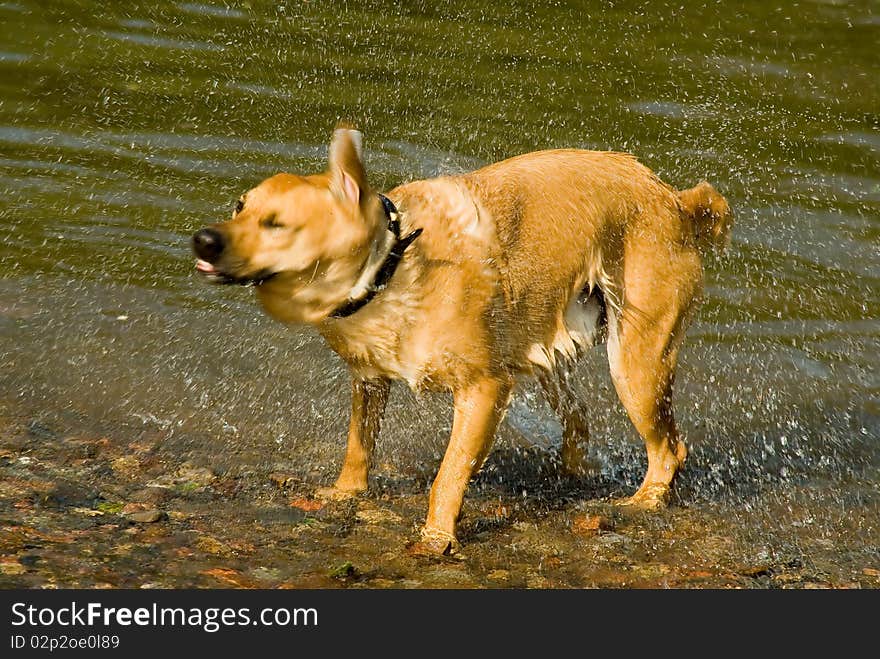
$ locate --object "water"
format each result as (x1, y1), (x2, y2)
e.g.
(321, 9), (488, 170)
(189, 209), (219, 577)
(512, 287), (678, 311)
(0, 1), (877, 585)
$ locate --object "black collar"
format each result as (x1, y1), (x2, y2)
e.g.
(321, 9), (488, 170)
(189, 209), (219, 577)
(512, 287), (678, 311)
(330, 194), (422, 319)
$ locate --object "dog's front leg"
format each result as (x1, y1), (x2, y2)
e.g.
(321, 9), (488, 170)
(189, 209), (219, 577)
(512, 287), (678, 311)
(317, 376), (389, 500)
(421, 376), (513, 554)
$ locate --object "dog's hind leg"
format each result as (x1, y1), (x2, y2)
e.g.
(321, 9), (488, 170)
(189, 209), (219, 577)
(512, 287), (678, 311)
(419, 376), (513, 554)
(537, 365), (594, 476)
(318, 377), (389, 500)
(606, 253), (700, 509)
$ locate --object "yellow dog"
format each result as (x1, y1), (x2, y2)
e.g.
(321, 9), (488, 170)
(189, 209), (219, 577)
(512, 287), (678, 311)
(193, 126), (732, 554)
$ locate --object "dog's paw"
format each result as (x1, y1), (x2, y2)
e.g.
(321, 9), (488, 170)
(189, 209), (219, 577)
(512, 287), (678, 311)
(406, 527), (461, 557)
(314, 486), (360, 502)
(613, 483), (671, 511)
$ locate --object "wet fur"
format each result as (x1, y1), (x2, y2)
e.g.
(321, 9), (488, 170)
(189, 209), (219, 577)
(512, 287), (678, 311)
(193, 128), (732, 554)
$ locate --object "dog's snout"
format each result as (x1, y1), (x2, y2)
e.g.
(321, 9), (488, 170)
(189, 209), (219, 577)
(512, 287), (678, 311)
(192, 228), (225, 261)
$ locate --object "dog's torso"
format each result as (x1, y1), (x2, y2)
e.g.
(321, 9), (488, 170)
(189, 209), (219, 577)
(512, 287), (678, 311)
(318, 149), (693, 390)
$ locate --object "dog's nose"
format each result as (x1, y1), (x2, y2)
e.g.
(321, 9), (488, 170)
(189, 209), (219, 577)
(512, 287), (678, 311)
(192, 228), (225, 261)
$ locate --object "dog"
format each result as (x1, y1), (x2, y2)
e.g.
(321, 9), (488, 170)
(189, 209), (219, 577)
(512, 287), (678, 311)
(192, 126), (732, 554)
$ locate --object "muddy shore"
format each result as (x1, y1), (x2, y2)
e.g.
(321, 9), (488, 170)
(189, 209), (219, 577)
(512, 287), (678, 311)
(2, 398), (877, 590)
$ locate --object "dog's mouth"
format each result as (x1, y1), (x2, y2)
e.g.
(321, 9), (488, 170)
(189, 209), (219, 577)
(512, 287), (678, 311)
(195, 259), (278, 286)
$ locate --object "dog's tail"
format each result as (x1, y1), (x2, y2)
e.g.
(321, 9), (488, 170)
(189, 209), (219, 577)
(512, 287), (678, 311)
(677, 181), (733, 254)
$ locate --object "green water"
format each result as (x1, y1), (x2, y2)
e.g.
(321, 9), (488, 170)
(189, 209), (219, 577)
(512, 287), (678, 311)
(0, 1), (877, 505)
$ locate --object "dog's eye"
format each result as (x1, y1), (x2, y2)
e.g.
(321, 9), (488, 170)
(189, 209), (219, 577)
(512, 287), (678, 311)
(260, 214), (284, 229)
(234, 199), (244, 215)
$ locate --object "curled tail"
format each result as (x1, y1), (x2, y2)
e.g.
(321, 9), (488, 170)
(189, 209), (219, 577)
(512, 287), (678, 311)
(677, 181), (733, 254)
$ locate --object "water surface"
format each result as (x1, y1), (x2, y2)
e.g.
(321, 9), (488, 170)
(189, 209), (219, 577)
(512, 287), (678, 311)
(0, 1), (877, 587)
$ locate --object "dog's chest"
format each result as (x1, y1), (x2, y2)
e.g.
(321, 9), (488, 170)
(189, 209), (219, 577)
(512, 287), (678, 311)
(319, 279), (493, 390)
(317, 289), (429, 387)
(320, 317), (437, 389)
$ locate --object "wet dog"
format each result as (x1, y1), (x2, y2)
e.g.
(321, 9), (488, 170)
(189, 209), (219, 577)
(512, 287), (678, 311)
(192, 127), (732, 554)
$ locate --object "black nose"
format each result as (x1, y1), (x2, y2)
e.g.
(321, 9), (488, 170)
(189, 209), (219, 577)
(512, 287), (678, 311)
(192, 228), (225, 261)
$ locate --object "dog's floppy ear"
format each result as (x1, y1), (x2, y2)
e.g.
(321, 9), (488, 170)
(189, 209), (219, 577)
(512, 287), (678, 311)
(328, 125), (368, 207)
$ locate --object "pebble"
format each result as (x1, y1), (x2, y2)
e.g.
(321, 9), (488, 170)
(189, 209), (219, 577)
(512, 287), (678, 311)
(289, 497), (324, 512)
(328, 561), (357, 579)
(71, 507), (105, 517)
(124, 508), (164, 523)
(111, 456), (140, 477)
(250, 566), (283, 582)
(194, 535), (231, 556)
(571, 514), (614, 535)
(175, 463), (215, 488)
(597, 532), (629, 546)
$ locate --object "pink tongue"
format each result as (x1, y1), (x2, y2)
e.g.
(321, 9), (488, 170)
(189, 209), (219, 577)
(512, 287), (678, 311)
(196, 259), (216, 273)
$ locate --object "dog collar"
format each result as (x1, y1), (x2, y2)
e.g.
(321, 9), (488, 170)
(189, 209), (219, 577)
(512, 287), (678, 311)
(330, 194), (422, 319)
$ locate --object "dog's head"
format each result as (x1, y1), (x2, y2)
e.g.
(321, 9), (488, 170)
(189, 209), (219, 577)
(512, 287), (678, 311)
(192, 127), (386, 323)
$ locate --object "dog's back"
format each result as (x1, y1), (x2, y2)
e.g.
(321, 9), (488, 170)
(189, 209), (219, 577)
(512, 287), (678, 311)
(387, 149), (730, 372)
